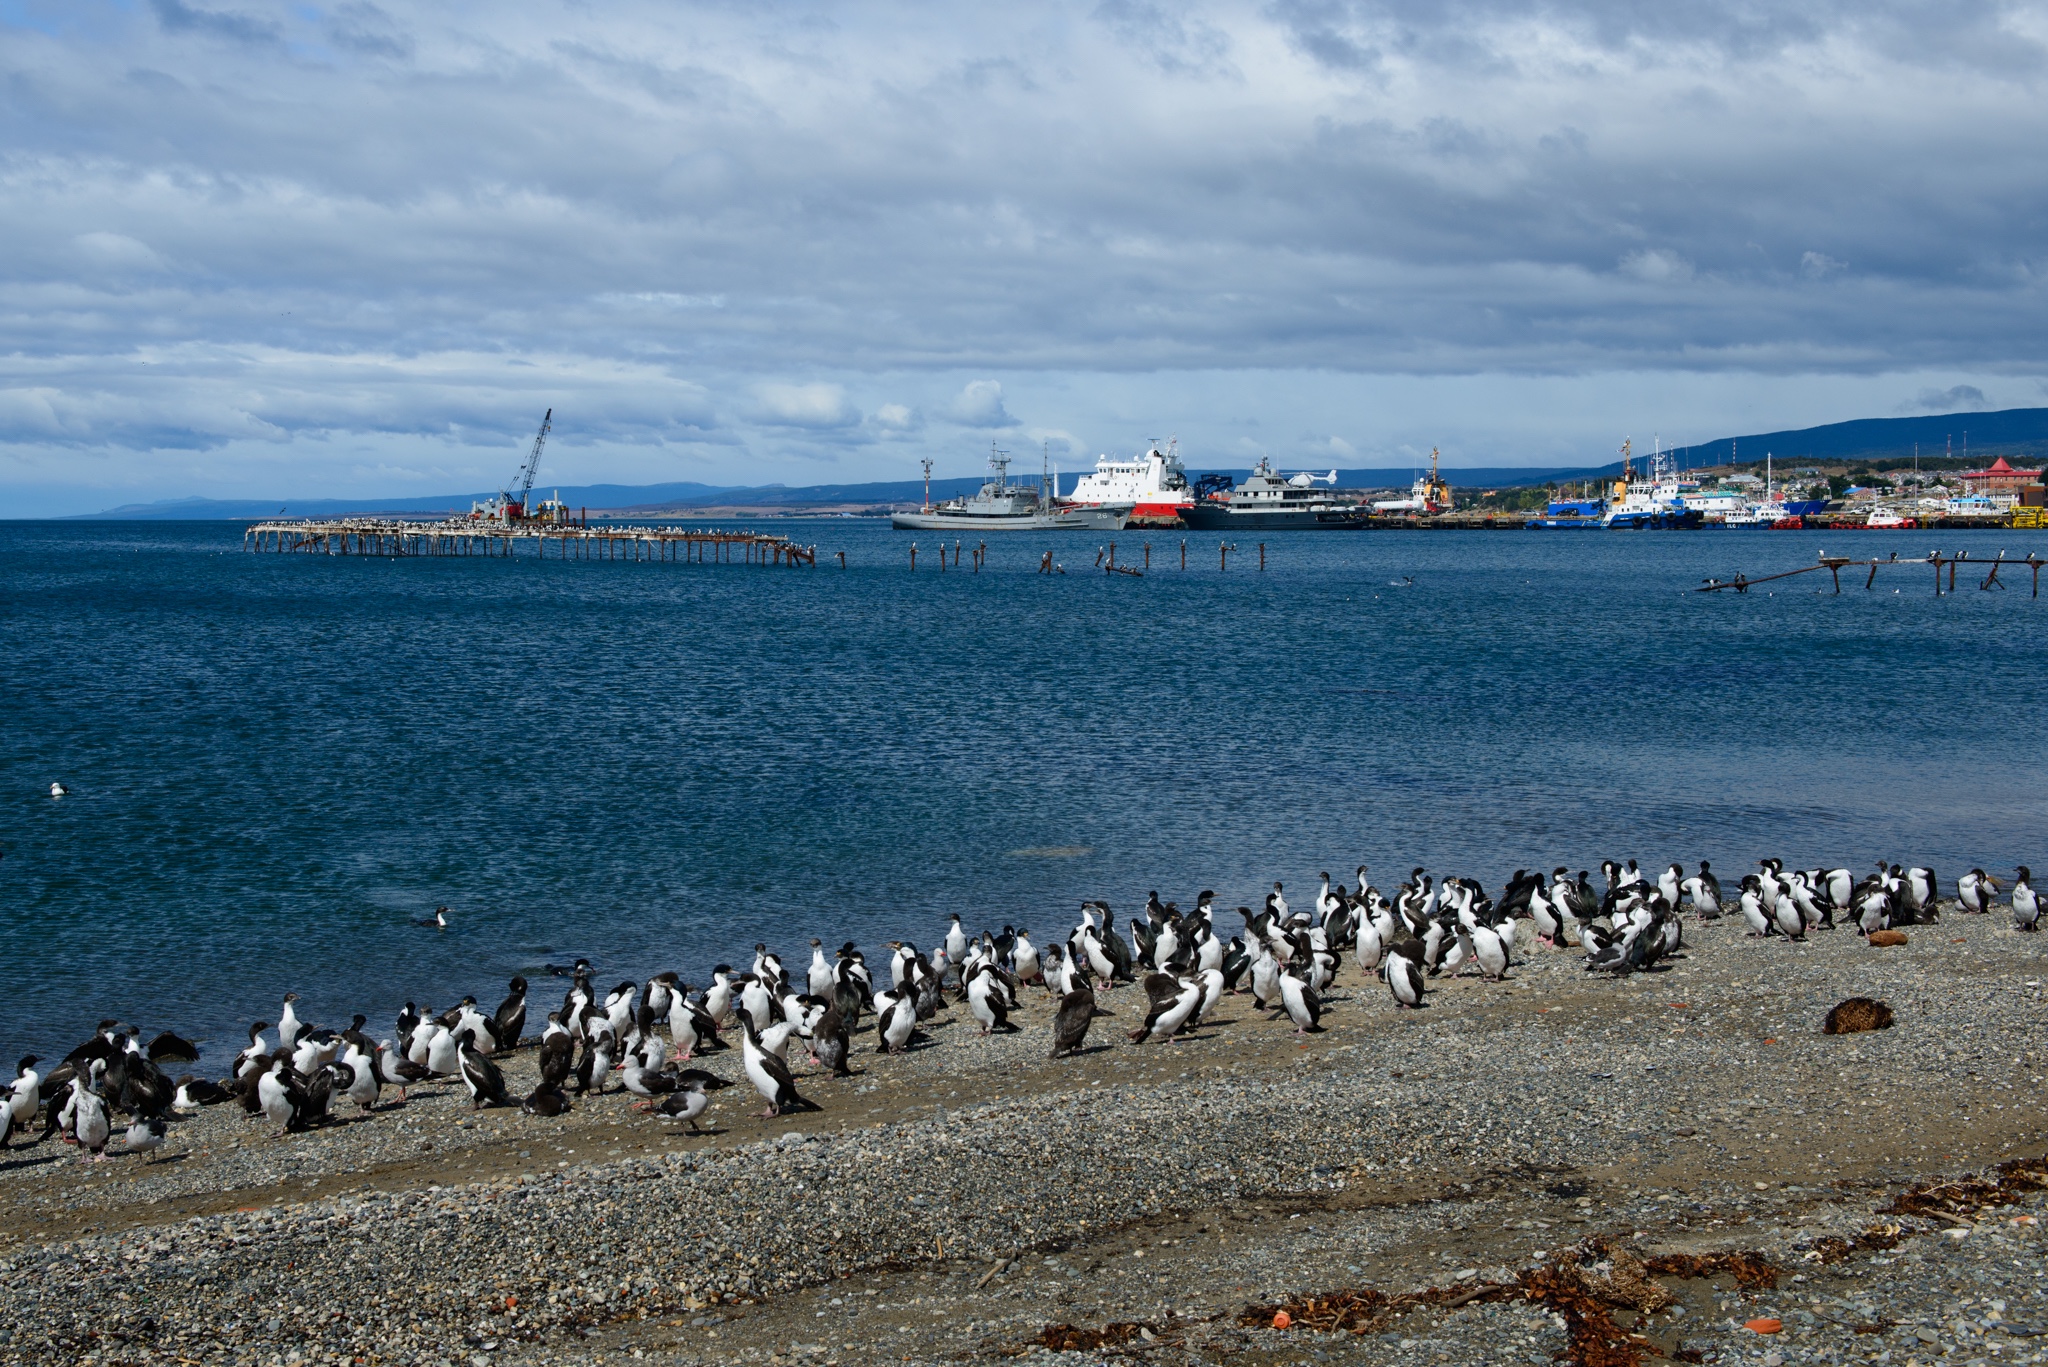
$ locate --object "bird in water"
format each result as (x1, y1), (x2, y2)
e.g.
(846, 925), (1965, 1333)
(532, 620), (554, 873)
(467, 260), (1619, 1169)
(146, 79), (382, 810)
(411, 906), (449, 929)
(49, 782), (69, 798)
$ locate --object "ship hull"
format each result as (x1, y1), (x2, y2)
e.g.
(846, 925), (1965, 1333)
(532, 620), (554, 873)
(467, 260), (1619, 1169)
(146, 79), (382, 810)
(890, 506), (1125, 531)
(1602, 509), (1705, 530)
(1179, 505), (1363, 531)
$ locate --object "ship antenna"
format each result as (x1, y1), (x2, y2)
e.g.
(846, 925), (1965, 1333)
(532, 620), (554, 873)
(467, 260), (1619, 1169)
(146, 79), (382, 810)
(921, 457), (933, 512)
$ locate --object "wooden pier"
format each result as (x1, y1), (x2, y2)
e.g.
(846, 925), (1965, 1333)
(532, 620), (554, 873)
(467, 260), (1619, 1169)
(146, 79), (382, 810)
(243, 518), (818, 566)
(1697, 549), (2046, 596)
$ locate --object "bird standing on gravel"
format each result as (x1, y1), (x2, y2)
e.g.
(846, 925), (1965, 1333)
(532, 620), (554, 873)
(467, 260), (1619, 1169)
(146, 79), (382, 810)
(255, 1058), (303, 1137)
(2015, 868), (2039, 932)
(63, 1064), (112, 1160)
(115, 1115), (167, 1161)
(1049, 985), (1098, 1058)
(1384, 945), (1426, 1009)
(1130, 974), (1201, 1044)
(3, 1057), (40, 1146)
(1680, 863), (1723, 918)
(1276, 969), (1323, 1034)
(457, 1040), (510, 1109)
(620, 1057), (676, 1111)
(738, 1015), (815, 1118)
(653, 1080), (709, 1131)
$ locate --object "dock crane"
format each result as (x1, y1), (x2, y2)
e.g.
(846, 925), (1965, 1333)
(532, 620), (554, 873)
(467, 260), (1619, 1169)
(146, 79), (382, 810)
(507, 408), (551, 519)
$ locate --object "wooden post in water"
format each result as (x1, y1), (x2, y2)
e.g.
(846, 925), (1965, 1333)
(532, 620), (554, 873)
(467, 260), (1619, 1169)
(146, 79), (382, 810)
(1143, 542), (1150, 569)
(1259, 543), (1266, 572)
(1180, 539), (1186, 571)
(1107, 543), (1116, 570)
(1982, 550), (2007, 591)
(910, 543), (918, 570)
(1220, 543), (1229, 570)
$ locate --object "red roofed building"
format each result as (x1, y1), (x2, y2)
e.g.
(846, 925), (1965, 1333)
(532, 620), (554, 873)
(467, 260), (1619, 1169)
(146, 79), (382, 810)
(1960, 456), (2043, 493)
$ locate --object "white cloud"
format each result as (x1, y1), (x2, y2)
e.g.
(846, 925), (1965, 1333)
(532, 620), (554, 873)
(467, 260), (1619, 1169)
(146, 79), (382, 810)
(870, 402), (922, 434)
(1618, 249), (1694, 284)
(73, 232), (166, 271)
(1, 0), (2045, 510)
(747, 383), (860, 430)
(948, 380), (1017, 428)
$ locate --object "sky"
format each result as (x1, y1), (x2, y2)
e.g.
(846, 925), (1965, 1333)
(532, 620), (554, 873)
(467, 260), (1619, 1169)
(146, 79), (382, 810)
(2, 0), (2046, 514)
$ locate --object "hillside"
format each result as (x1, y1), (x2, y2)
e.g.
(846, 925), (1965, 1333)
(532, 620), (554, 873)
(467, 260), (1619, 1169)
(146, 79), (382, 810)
(66, 407), (2048, 518)
(1668, 406), (2048, 469)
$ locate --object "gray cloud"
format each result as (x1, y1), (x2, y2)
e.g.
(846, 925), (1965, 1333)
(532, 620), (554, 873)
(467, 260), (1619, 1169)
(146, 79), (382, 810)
(148, 0), (283, 46)
(1905, 384), (1990, 412)
(0, 0), (2044, 505)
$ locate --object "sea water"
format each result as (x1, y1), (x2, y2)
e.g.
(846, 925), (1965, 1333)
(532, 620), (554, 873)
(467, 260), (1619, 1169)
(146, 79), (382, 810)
(4, 519), (2041, 1058)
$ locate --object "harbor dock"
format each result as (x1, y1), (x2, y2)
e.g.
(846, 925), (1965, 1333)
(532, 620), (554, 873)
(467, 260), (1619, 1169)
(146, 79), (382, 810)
(243, 518), (819, 565)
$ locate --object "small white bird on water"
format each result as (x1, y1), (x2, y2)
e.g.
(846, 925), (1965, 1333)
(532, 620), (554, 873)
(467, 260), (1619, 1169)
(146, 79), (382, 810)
(49, 782), (68, 797)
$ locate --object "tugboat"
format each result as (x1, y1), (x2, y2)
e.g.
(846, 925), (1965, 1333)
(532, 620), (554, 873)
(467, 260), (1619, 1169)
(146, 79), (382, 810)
(1063, 440), (1195, 527)
(1369, 447), (1454, 516)
(1600, 441), (1703, 529)
(1181, 458), (1365, 530)
(891, 448), (1123, 531)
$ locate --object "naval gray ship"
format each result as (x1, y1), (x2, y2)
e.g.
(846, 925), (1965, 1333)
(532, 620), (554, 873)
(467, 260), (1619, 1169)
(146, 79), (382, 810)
(891, 449), (1125, 532)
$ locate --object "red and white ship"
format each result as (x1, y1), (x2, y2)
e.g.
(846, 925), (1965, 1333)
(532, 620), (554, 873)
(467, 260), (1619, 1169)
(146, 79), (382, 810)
(1061, 441), (1195, 525)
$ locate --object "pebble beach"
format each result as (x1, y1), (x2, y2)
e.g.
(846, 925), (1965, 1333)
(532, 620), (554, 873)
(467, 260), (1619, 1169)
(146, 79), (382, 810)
(5, 906), (2046, 1367)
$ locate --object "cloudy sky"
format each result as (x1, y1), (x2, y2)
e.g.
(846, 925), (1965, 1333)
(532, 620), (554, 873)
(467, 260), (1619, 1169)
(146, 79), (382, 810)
(3, 0), (2045, 513)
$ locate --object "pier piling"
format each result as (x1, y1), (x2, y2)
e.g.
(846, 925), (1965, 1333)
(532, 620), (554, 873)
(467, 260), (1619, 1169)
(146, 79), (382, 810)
(1703, 548), (2042, 602)
(244, 517), (815, 570)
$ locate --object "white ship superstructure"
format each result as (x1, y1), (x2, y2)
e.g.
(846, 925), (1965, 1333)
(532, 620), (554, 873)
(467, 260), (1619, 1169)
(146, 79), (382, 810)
(1063, 441), (1194, 522)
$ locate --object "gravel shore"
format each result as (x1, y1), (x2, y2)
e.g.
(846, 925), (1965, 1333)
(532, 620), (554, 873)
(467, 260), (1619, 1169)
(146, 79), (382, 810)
(5, 904), (2045, 1366)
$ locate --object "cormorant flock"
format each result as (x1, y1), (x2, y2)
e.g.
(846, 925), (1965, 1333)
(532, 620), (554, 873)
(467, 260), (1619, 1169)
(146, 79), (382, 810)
(5, 857), (2035, 1161)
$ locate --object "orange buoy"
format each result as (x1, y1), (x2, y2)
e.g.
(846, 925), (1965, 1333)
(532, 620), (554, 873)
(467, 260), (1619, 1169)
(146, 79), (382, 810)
(1272, 1311), (1292, 1330)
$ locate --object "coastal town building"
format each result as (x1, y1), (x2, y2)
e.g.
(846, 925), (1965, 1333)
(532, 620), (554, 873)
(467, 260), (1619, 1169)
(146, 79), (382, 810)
(1959, 456), (2046, 509)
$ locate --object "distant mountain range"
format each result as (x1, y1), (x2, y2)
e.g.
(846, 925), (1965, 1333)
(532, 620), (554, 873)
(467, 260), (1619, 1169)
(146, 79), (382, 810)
(68, 406), (2048, 519)
(1666, 406), (2048, 468)
(76, 466), (1614, 519)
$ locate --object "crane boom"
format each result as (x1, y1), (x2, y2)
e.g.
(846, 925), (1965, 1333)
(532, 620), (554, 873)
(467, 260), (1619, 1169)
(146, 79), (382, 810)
(515, 409), (551, 514)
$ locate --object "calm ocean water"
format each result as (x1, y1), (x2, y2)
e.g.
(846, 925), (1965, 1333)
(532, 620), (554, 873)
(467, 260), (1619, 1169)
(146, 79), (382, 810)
(4, 518), (2042, 1059)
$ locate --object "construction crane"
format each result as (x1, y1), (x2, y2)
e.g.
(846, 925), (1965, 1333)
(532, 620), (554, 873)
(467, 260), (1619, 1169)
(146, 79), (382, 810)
(508, 408), (551, 519)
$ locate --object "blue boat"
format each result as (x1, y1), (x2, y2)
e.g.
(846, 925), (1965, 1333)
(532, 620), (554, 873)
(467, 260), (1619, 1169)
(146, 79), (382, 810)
(1527, 441), (1703, 529)
(1599, 443), (1703, 529)
(1528, 498), (1607, 529)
